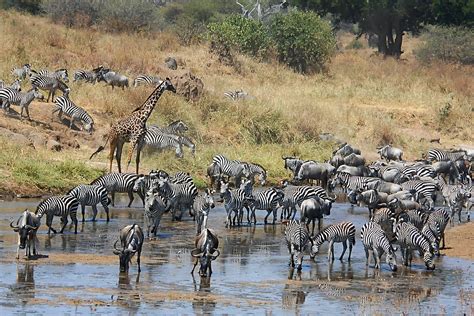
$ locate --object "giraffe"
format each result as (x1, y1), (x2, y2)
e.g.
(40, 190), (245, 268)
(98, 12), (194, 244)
(90, 78), (176, 173)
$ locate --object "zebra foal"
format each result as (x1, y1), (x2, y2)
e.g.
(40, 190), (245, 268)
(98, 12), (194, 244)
(0, 87), (43, 120)
(311, 221), (356, 262)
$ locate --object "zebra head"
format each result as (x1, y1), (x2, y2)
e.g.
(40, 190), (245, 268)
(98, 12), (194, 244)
(241, 163), (252, 179)
(385, 246), (398, 271)
(423, 251), (435, 270)
(33, 87), (44, 101)
(204, 188), (215, 210)
(219, 180), (230, 201)
(132, 175), (146, 192)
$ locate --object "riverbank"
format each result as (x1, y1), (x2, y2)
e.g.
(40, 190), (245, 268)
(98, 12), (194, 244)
(443, 221), (474, 260)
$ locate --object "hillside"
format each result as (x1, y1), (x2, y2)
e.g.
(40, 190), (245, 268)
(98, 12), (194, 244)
(0, 10), (472, 196)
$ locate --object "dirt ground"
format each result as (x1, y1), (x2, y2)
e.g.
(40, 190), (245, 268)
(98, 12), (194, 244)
(443, 222), (474, 260)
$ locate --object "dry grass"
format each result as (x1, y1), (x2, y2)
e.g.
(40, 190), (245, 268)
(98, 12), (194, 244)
(0, 10), (472, 193)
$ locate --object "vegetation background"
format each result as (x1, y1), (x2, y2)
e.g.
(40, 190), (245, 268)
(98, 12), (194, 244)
(0, 0), (472, 196)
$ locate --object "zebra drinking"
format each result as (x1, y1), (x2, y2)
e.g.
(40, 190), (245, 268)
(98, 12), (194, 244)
(67, 184), (110, 222)
(212, 154), (251, 188)
(394, 221), (435, 270)
(311, 221), (356, 262)
(194, 188), (215, 234)
(284, 220), (313, 271)
(52, 96), (94, 133)
(35, 195), (79, 234)
(360, 222), (397, 271)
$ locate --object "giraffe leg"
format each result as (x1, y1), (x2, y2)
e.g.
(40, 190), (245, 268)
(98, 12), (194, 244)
(115, 141), (124, 174)
(108, 138), (118, 173)
(135, 140), (144, 174)
(126, 140), (137, 173)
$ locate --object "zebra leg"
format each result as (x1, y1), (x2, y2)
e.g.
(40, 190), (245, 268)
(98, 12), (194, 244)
(47, 215), (56, 234)
(264, 210), (271, 225)
(373, 249), (381, 269)
(348, 239), (354, 261)
(81, 203), (86, 222)
(328, 240), (335, 262)
(339, 240), (347, 261)
(272, 208), (277, 225)
(364, 247), (370, 266)
(59, 215), (68, 234)
(112, 191), (117, 207)
(103, 203), (110, 222)
(91, 205), (98, 221)
(126, 191), (134, 208)
(252, 207), (257, 225)
(291, 206), (297, 220)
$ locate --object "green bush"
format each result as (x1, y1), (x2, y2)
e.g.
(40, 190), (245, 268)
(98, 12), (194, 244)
(415, 25), (474, 65)
(269, 11), (336, 73)
(208, 15), (270, 58)
(41, 0), (100, 27)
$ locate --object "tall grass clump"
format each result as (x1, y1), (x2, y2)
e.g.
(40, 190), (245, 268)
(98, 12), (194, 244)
(415, 25), (474, 65)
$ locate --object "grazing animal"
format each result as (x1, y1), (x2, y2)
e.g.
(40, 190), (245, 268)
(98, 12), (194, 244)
(91, 173), (144, 207)
(249, 187), (285, 225)
(67, 184), (110, 222)
(152, 120), (189, 135)
(89, 79), (176, 173)
(144, 188), (168, 238)
(332, 143), (361, 157)
(336, 164), (370, 176)
(300, 196), (333, 236)
(11, 64), (31, 80)
(143, 128), (184, 158)
(343, 153), (366, 167)
(97, 70), (129, 90)
(191, 228), (220, 277)
(133, 75), (161, 87)
(280, 182), (330, 220)
(427, 149), (467, 162)
(73, 69), (98, 84)
(400, 179), (437, 210)
(219, 180), (251, 227)
(377, 145), (403, 161)
(224, 89), (252, 101)
(177, 135), (196, 156)
(113, 224), (144, 273)
(53, 96), (94, 133)
(282, 156), (304, 177)
(394, 221), (435, 270)
(370, 208), (396, 240)
(421, 222), (440, 257)
(349, 189), (384, 217)
(433, 161), (461, 184)
(311, 221), (356, 262)
(0, 79), (21, 91)
(426, 209), (450, 249)
(284, 220), (313, 270)
(246, 162), (267, 186)
(35, 195), (79, 234)
(212, 155), (251, 188)
(10, 210), (41, 259)
(360, 222), (397, 271)
(30, 74), (69, 102)
(330, 172), (380, 192)
(193, 188), (215, 234)
(0, 87), (43, 120)
(448, 188), (471, 225)
(294, 161), (334, 189)
(156, 177), (198, 221)
(397, 209), (427, 230)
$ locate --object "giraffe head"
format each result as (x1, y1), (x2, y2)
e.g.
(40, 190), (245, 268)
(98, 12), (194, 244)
(162, 78), (176, 93)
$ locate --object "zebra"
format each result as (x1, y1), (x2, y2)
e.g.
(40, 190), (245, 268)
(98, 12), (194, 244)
(133, 173), (159, 203)
(11, 64), (31, 80)
(91, 173), (144, 207)
(67, 184), (110, 222)
(73, 70), (97, 84)
(143, 187), (168, 238)
(311, 221), (356, 262)
(219, 180), (252, 228)
(30, 74), (69, 102)
(143, 128), (184, 158)
(448, 188), (471, 225)
(52, 96), (94, 133)
(0, 79), (21, 91)
(397, 209), (428, 230)
(194, 188), (215, 234)
(248, 187), (285, 225)
(360, 222), (397, 271)
(427, 148), (467, 162)
(421, 222), (441, 256)
(133, 75), (161, 87)
(35, 195), (79, 234)
(0, 87), (43, 120)
(150, 120), (189, 135)
(437, 175), (461, 205)
(36, 69), (69, 82)
(284, 220), (313, 270)
(280, 182), (331, 220)
(394, 221), (435, 270)
(246, 162), (267, 186)
(370, 208), (396, 241)
(177, 135), (196, 156)
(224, 89), (251, 101)
(400, 180), (437, 210)
(329, 172), (381, 193)
(212, 154), (251, 188)
(156, 177), (198, 221)
(426, 209), (450, 249)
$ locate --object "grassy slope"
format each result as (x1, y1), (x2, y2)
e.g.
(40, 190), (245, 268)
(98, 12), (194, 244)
(0, 11), (472, 195)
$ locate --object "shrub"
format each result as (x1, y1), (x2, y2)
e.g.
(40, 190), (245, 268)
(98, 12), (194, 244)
(41, 0), (100, 27)
(268, 11), (336, 73)
(415, 25), (474, 65)
(207, 15), (270, 58)
(346, 39), (364, 50)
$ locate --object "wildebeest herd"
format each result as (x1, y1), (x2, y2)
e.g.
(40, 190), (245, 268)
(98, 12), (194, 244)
(5, 63), (474, 281)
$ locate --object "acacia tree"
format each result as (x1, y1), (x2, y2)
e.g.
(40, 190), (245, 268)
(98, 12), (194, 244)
(293, 0), (473, 58)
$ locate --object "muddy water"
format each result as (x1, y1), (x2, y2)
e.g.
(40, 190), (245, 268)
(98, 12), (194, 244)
(0, 196), (472, 315)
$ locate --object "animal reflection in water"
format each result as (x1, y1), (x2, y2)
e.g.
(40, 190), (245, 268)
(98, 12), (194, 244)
(192, 276), (216, 315)
(116, 274), (141, 312)
(283, 268), (307, 309)
(11, 263), (35, 304)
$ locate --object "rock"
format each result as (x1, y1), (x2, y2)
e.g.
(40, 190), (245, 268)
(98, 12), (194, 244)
(65, 138), (80, 149)
(28, 132), (47, 148)
(0, 127), (34, 148)
(165, 57), (177, 70)
(47, 138), (62, 151)
(171, 72), (204, 102)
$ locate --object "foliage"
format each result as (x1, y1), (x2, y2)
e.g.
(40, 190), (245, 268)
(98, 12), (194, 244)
(0, 0), (41, 14)
(415, 25), (474, 65)
(207, 15), (270, 58)
(40, 0), (100, 27)
(346, 39), (363, 50)
(268, 11), (336, 73)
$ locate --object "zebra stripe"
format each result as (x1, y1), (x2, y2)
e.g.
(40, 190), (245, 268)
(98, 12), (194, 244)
(68, 184), (110, 222)
(219, 180), (250, 228)
(177, 135), (196, 155)
(281, 183), (329, 220)
(150, 120), (189, 135)
(360, 222), (397, 270)
(311, 221), (356, 262)
(156, 178), (198, 221)
(133, 75), (161, 87)
(397, 209), (427, 230)
(421, 221), (441, 256)
(400, 180), (437, 210)
(53, 96), (94, 132)
(30, 74), (69, 102)
(331, 172), (381, 192)
(11, 64), (31, 80)
(224, 89), (250, 101)
(194, 188), (215, 234)
(91, 173), (143, 207)
(285, 220), (312, 270)
(212, 155), (251, 187)
(73, 70), (97, 84)
(144, 128), (184, 158)
(0, 87), (42, 120)
(426, 209), (450, 249)
(144, 188), (167, 238)
(37, 69), (69, 82)
(427, 149), (466, 162)
(249, 187), (285, 224)
(0, 79), (21, 91)
(35, 195), (79, 234)
(394, 221), (435, 269)
(170, 171), (194, 185)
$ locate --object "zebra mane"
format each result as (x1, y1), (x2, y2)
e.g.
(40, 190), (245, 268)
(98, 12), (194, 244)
(169, 120), (184, 126)
(249, 162), (266, 174)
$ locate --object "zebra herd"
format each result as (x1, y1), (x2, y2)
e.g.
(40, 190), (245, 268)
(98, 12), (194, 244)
(9, 141), (473, 278)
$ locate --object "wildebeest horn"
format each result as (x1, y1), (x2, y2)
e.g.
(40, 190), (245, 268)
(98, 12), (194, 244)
(191, 248), (203, 257)
(329, 193), (337, 200)
(25, 225), (39, 230)
(210, 249), (220, 260)
(113, 240), (121, 252)
(10, 220), (19, 229)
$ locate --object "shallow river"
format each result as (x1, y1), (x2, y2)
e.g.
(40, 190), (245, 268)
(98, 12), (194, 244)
(0, 196), (472, 315)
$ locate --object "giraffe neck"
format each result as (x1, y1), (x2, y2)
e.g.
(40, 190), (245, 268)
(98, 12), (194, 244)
(136, 84), (166, 123)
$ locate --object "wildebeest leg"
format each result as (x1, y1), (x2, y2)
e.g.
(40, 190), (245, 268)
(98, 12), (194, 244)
(318, 218), (322, 234)
(137, 247), (142, 272)
(311, 219), (315, 237)
(209, 263), (212, 276)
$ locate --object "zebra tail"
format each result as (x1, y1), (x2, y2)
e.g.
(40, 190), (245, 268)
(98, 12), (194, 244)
(89, 134), (110, 160)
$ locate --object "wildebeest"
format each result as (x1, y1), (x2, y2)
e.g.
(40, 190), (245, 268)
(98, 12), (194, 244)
(432, 160), (460, 184)
(294, 161), (335, 189)
(191, 228), (220, 277)
(377, 145), (403, 161)
(282, 156), (304, 177)
(300, 196), (333, 236)
(343, 153), (366, 167)
(97, 69), (129, 90)
(10, 210), (41, 259)
(333, 143), (361, 157)
(113, 224), (144, 273)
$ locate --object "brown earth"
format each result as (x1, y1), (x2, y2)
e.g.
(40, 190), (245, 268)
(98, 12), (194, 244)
(443, 222), (474, 260)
